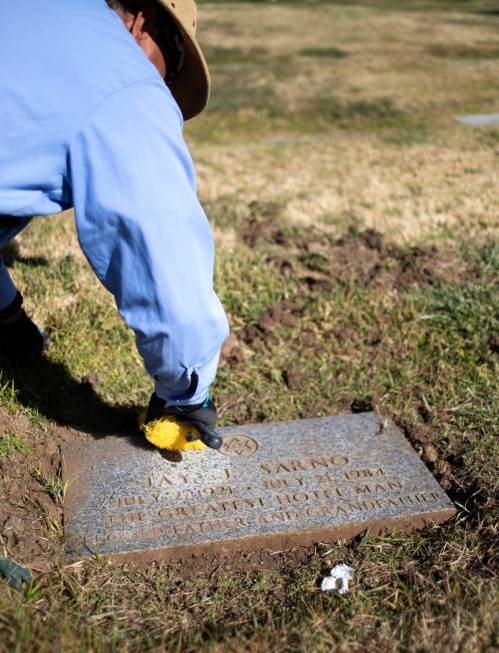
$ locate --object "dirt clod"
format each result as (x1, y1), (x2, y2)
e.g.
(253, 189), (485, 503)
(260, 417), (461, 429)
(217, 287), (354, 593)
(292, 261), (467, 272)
(282, 367), (304, 389)
(82, 372), (101, 391)
(220, 333), (245, 366)
(247, 221), (464, 295)
(488, 332), (499, 354)
(351, 395), (378, 413)
(0, 406), (87, 567)
(405, 423), (434, 444)
(424, 444), (439, 463)
(242, 301), (303, 345)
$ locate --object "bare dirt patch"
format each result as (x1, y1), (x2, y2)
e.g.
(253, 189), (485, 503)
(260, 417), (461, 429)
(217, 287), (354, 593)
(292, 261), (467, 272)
(0, 408), (76, 568)
(242, 216), (465, 300)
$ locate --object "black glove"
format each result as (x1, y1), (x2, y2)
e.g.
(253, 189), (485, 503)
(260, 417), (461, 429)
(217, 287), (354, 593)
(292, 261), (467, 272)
(145, 392), (223, 450)
(0, 292), (45, 359)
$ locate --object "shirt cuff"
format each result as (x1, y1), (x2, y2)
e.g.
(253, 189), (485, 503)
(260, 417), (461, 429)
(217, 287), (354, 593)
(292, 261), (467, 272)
(154, 350), (220, 407)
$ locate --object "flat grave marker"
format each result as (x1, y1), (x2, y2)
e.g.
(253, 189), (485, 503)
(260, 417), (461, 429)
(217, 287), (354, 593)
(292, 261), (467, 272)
(456, 112), (499, 127)
(62, 412), (455, 561)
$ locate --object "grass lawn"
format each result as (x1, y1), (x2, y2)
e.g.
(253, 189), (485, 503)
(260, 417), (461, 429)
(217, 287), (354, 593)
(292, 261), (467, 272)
(0, 0), (498, 650)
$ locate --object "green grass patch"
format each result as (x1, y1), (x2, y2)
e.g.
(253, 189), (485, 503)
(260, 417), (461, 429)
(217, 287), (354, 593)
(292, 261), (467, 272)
(429, 43), (499, 59)
(0, 432), (31, 457)
(311, 95), (415, 130)
(299, 46), (348, 58)
(204, 45), (269, 65)
(190, 92), (423, 144)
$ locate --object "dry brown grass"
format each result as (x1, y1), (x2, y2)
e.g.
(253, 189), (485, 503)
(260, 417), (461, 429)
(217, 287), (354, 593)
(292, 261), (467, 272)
(188, 2), (499, 243)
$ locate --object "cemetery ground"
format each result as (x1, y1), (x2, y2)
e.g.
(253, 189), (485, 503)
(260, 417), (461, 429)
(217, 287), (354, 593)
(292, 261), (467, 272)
(0, 0), (498, 650)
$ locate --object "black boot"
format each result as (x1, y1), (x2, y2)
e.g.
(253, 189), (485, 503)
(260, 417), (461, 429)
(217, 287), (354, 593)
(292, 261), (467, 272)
(0, 292), (45, 358)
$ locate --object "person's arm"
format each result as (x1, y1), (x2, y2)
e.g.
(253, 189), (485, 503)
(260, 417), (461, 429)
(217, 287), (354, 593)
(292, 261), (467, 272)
(68, 80), (229, 406)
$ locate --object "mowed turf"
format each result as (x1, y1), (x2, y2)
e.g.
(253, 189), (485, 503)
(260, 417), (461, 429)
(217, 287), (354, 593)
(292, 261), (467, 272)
(0, 0), (498, 651)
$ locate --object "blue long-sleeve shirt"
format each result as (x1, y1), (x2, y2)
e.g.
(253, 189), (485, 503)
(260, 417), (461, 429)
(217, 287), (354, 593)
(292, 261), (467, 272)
(0, 0), (229, 405)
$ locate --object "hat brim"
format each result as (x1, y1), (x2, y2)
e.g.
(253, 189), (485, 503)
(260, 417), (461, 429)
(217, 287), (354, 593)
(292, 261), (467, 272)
(160, 8), (210, 120)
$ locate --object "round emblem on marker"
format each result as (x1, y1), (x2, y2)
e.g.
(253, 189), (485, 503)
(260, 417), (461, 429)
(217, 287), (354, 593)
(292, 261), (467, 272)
(219, 434), (259, 458)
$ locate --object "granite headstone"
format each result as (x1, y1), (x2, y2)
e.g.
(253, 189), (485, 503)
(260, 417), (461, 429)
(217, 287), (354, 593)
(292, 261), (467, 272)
(62, 412), (455, 561)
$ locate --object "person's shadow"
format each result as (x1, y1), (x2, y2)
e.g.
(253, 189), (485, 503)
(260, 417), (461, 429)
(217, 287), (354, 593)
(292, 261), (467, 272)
(0, 242), (172, 452)
(0, 353), (139, 439)
(0, 354), (184, 459)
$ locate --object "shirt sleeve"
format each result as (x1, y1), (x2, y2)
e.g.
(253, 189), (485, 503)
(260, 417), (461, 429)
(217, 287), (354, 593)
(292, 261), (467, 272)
(68, 79), (229, 406)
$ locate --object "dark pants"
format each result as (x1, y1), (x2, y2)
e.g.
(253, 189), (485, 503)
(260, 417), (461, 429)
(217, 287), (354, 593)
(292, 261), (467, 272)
(0, 216), (33, 310)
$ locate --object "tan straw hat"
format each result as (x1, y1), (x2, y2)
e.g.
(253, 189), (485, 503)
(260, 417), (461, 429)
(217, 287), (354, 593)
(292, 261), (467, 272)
(156, 0), (210, 120)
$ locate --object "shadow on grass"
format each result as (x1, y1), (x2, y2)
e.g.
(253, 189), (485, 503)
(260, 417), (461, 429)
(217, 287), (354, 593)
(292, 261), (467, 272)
(0, 353), (138, 438)
(1, 240), (48, 267)
(299, 46), (348, 58)
(475, 8), (499, 15)
(428, 43), (499, 59)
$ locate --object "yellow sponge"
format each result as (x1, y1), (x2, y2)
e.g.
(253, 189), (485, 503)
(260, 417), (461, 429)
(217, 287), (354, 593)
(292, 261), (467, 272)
(139, 412), (207, 451)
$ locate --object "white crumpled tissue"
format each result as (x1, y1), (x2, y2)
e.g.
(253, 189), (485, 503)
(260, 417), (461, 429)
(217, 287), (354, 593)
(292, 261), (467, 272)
(321, 564), (354, 594)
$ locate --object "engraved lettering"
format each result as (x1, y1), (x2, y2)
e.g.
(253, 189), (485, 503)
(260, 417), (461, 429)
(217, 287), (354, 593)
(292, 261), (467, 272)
(314, 473), (336, 485)
(156, 497), (267, 520)
(306, 505), (327, 518)
(317, 486), (344, 499)
(289, 460), (307, 472)
(305, 504), (349, 518)
(274, 486), (345, 506)
(344, 468), (385, 480)
(171, 516), (247, 536)
(263, 478), (290, 489)
(116, 524), (168, 542)
(384, 492), (441, 508)
(106, 510), (146, 526)
(112, 495), (145, 508)
(145, 472), (189, 488)
(262, 476), (305, 489)
(346, 499), (383, 512)
(329, 455), (349, 466)
(198, 484), (235, 498)
(276, 463), (292, 473)
(309, 456), (328, 469)
(309, 455), (348, 468)
(354, 480), (402, 495)
(261, 455), (349, 476)
(257, 509), (299, 524)
(260, 463), (272, 475)
(157, 505), (190, 520)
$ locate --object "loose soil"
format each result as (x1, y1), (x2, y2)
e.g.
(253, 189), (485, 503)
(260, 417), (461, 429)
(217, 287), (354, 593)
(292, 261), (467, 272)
(245, 219), (464, 294)
(236, 222), (465, 352)
(0, 408), (77, 568)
